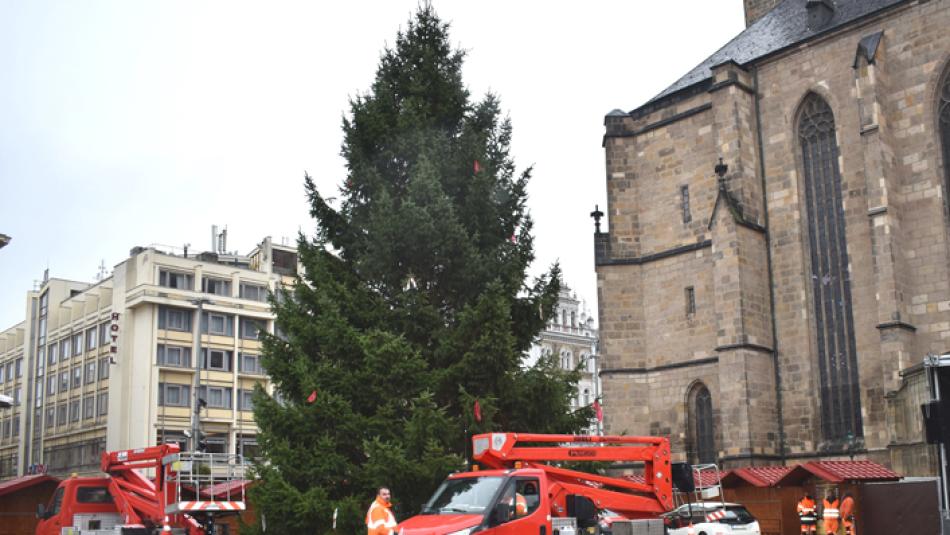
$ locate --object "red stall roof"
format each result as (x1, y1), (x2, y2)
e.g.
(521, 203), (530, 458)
(775, 461), (900, 486)
(722, 466), (793, 488)
(0, 474), (60, 498)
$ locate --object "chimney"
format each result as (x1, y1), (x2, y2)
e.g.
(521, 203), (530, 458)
(743, 0), (783, 27)
(806, 0), (835, 30)
(211, 225), (218, 252)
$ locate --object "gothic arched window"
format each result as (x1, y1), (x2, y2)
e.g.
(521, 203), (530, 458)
(940, 68), (950, 210)
(798, 93), (862, 442)
(687, 383), (715, 465)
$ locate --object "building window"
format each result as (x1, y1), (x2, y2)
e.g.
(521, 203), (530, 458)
(69, 400), (80, 422)
(681, 185), (691, 223)
(14, 388), (21, 406)
(3, 362), (10, 383)
(98, 358), (110, 380)
(238, 435), (259, 459)
(57, 404), (67, 427)
(239, 389), (255, 411)
(72, 334), (83, 356)
(157, 345), (192, 368)
(48, 343), (58, 365)
(85, 363), (97, 384)
(240, 283), (267, 302)
(45, 407), (55, 429)
(688, 383), (716, 465)
(202, 312), (233, 336)
(47, 375), (56, 396)
(61, 339), (71, 361)
(158, 383), (191, 407)
(60, 371), (69, 392)
(37, 346), (45, 376)
(201, 349), (233, 372)
(798, 92), (862, 441)
(100, 322), (110, 346)
(72, 367), (82, 389)
(35, 381), (43, 407)
(0, 364), (4, 384)
(15, 358), (22, 378)
(685, 287), (696, 316)
(83, 397), (94, 419)
(97, 392), (108, 416)
(239, 353), (264, 375)
(199, 386), (233, 409)
(204, 435), (229, 454)
(86, 328), (98, 351)
(203, 277), (232, 297)
(159, 269), (194, 290)
(12, 416), (18, 437)
(158, 306), (193, 332)
(240, 318), (264, 340)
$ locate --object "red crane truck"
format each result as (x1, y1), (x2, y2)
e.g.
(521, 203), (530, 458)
(34, 444), (247, 535)
(397, 432), (680, 535)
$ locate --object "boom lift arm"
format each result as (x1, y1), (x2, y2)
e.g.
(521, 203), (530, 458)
(472, 433), (675, 518)
(101, 445), (204, 534)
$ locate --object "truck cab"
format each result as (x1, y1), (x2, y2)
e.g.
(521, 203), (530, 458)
(35, 477), (125, 535)
(398, 468), (572, 535)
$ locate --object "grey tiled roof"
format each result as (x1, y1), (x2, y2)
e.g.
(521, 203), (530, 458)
(637, 0), (908, 111)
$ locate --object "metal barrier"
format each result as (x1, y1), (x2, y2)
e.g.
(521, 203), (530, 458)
(162, 452), (248, 514)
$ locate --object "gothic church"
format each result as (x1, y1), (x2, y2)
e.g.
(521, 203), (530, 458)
(595, 0), (950, 475)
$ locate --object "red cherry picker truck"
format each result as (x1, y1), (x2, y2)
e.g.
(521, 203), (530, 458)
(397, 432), (686, 535)
(34, 443), (247, 535)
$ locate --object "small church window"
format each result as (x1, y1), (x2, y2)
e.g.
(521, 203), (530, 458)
(688, 383), (715, 465)
(685, 287), (696, 316)
(681, 185), (691, 223)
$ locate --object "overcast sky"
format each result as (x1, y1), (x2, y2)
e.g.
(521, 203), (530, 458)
(0, 1), (744, 331)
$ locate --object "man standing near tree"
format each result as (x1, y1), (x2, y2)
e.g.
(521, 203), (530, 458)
(366, 487), (397, 535)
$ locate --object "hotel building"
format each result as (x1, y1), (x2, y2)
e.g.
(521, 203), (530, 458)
(0, 236), (297, 479)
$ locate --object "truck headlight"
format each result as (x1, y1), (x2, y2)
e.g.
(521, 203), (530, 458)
(447, 527), (481, 535)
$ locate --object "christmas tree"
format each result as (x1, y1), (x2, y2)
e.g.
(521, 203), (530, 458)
(246, 6), (591, 533)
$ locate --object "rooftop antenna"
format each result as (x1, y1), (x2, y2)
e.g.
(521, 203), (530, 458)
(95, 260), (108, 281)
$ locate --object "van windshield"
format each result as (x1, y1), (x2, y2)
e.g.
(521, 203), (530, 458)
(423, 477), (504, 515)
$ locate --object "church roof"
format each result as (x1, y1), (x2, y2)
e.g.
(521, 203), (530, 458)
(636, 0), (908, 113)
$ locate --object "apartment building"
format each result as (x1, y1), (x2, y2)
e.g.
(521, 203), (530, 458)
(0, 236), (297, 479)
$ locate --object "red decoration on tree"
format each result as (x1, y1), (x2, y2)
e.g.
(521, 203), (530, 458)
(474, 399), (482, 422)
(593, 399), (603, 422)
(307, 390), (317, 403)
(473, 160), (481, 173)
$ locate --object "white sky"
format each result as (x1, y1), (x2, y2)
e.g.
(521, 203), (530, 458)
(0, 1), (744, 331)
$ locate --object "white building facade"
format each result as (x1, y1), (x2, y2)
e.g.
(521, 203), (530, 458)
(530, 286), (600, 434)
(0, 236), (296, 479)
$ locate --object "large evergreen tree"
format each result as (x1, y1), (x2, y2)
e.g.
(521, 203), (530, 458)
(246, 6), (591, 534)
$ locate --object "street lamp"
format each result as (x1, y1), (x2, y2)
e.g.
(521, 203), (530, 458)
(189, 297), (214, 452)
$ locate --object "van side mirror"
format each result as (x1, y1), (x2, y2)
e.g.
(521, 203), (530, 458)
(36, 504), (46, 519)
(491, 503), (511, 526)
(671, 462), (695, 492)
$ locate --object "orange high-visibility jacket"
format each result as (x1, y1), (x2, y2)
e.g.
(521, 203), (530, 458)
(840, 495), (855, 522)
(366, 497), (397, 535)
(798, 497), (817, 523)
(822, 498), (840, 520)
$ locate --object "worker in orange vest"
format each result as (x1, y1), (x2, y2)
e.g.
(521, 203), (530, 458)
(822, 490), (840, 535)
(366, 487), (397, 535)
(840, 492), (856, 535)
(797, 492), (818, 534)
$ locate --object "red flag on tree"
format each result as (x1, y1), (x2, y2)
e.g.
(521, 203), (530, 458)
(307, 390), (317, 403)
(474, 399), (482, 422)
(473, 160), (481, 173)
(593, 399), (603, 422)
